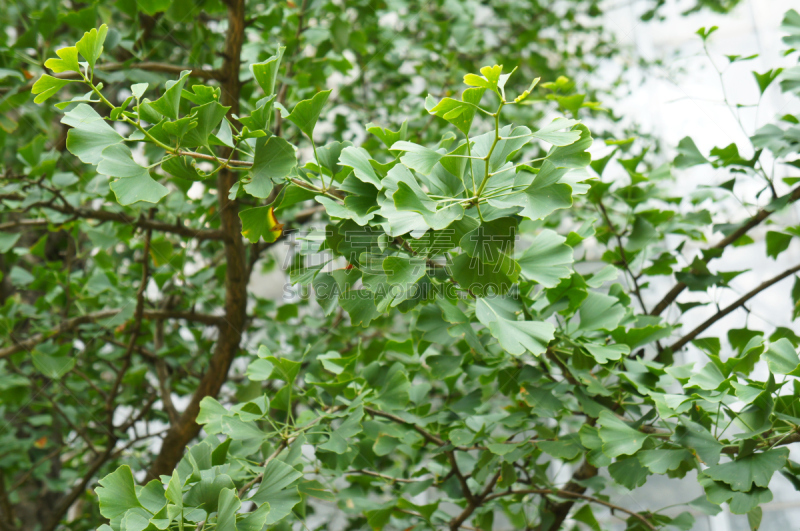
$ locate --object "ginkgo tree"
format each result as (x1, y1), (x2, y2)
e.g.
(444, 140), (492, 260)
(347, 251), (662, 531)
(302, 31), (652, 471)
(3, 1), (800, 531)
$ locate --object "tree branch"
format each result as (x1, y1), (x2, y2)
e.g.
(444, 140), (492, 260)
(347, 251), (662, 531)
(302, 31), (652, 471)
(651, 185), (800, 316)
(146, 0), (249, 481)
(668, 262), (800, 353)
(0, 309), (225, 359)
(364, 407), (445, 446)
(484, 488), (655, 530)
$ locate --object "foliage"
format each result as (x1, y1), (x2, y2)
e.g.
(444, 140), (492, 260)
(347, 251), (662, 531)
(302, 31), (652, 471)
(2, 1), (800, 531)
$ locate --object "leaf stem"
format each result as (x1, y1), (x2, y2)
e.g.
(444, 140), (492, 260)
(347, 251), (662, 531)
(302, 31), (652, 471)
(475, 102), (504, 199)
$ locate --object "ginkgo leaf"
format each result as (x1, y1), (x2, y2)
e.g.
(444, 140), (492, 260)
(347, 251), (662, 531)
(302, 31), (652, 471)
(96, 466), (142, 519)
(44, 46), (80, 73)
(76, 25), (108, 71)
(239, 206), (284, 244)
(32, 75), (76, 104)
(98, 144), (169, 205)
(597, 411), (648, 457)
(251, 46), (285, 96)
(287, 89), (331, 139)
(147, 70), (190, 120)
(705, 449), (789, 492)
(390, 141), (444, 175)
(246, 136), (297, 198)
(339, 146), (381, 188)
(516, 229), (574, 287)
(476, 296), (554, 355)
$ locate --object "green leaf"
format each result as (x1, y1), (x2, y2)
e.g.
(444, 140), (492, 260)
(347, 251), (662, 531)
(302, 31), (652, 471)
(76, 25), (109, 72)
(315, 195), (375, 226)
(0, 232), (21, 253)
(766, 231), (792, 259)
(753, 69), (783, 95)
(240, 206), (284, 244)
(138, 0), (171, 15)
(319, 407), (363, 454)
(246, 358), (275, 381)
(32, 75), (76, 104)
(577, 292), (626, 332)
(185, 473), (235, 513)
(609, 456), (650, 489)
(216, 488), (241, 531)
(339, 146), (381, 188)
(763, 338), (800, 375)
(425, 88), (485, 135)
(44, 46), (80, 73)
(99, 144), (169, 205)
(514, 77), (540, 104)
(583, 343), (630, 364)
(250, 459), (303, 504)
(450, 252), (519, 297)
(392, 180), (463, 231)
(637, 449), (691, 474)
(748, 506), (763, 530)
(238, 503), (271, 531)
(96, 466), (143, 519)
(672, 420), (722, 465)
(339, 289), (380, 326)
(391, 141), (444, 175)
(147, 70), (190, 120)
(251, 47), (285, 96)
(460, 217), (517, 262)
(162, 156), (208, 181)
(374, 365), (411, 410)
(597, 410), (647, 457)
(686, 362), (726, 391)
(517, 229), (573, 287)
(532, 117), (581, 146)
(476, 297), (554, 356)
(487, 161), (574, 220)
(674, 136), (707, 168)
(705, 449), (789, 492)
(699, 474), (773, 514)
(62, 104), (123, 164)
(165, 470), (183, 508)
(463, 64), (503, 95)
(31, 345), (75, 379)
(182, 101), (230, 150)
(545, 125), (592, 168)
(298, 480), (335, 502)
(246, 136), (297, 198)
(287, 89), (332, 138)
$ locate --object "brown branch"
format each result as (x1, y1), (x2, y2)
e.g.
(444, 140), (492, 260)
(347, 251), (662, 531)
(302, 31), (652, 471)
(364, 407), (445, 446)
(146, 0), (249, 480)
(345, 470), (429, 483)
(40, 444), (117, 531)
(722, 430), (800, 454)
(0, 309), (119, 359)
(106, 209), (155, 434)
(484, 488), (655, 530)
(668, 262), (800, 353)
(597, 200), (649, 313)
(142, 309), (226, 326)
(40, 202), (225, 241)
(651, 185), (800, 316)
(0, 309), (224, 359)
(153, 308), (178, 424)
(448, 470), (502, 531)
